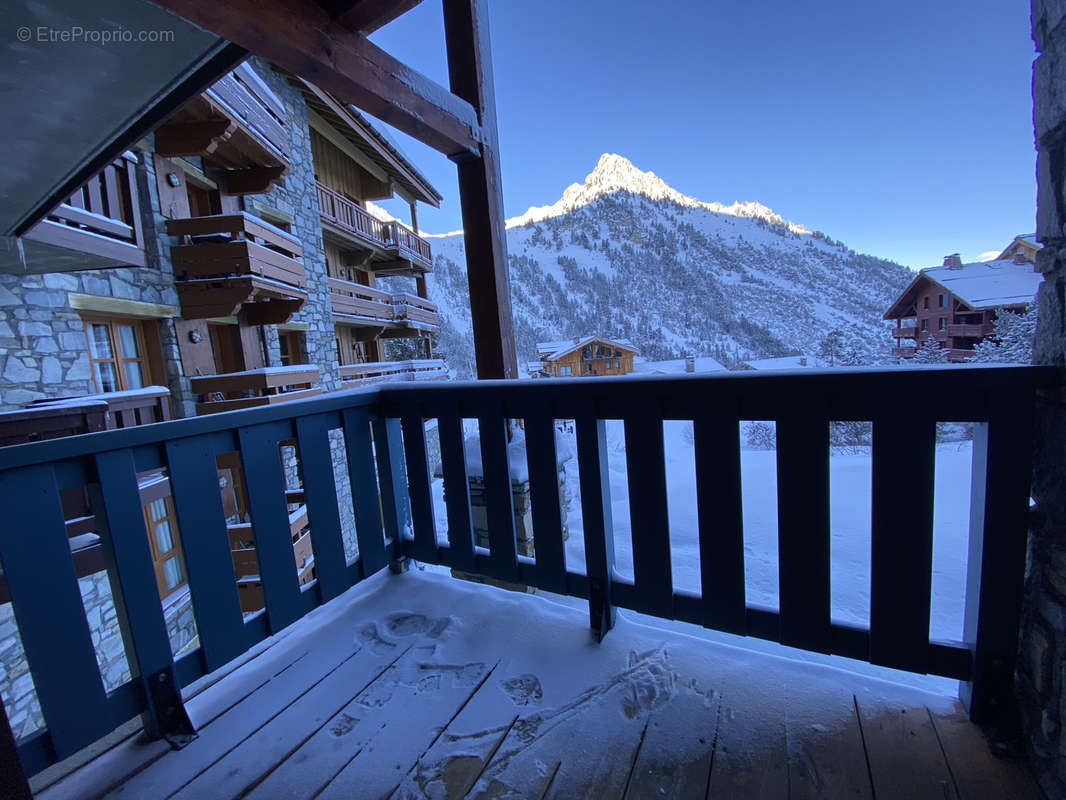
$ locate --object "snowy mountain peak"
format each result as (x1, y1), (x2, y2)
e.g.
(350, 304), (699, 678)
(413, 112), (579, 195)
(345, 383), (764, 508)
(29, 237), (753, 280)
(505, 153), (809, 234)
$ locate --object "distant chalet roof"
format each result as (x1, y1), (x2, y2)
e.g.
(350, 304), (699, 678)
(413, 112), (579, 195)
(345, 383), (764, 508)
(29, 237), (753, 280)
(536, 335), (639, 361)
(740, 355), (821, 371)
(632, 356), (727, 375)
(883, 258), (1042, 319)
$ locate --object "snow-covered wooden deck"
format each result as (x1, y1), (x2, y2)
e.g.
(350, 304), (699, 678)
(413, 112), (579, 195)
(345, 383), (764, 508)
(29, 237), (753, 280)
(36, 570), (1038, 800)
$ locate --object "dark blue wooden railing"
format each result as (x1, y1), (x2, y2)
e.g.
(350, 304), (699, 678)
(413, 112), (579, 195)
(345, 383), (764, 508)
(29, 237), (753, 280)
(0, 365), (1056, 781)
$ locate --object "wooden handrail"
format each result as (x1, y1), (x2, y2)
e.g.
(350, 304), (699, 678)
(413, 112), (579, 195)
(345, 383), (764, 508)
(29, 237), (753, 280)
(316, 181), (432, 265)
(0, 365), (1057, 778)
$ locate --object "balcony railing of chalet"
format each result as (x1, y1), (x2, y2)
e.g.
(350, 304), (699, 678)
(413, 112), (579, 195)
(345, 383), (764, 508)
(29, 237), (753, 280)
(315, 181), (432, 268)
(391, 293), (440, 326)
(23, 153), (145, 266)
(0, 366), (1055, 781)
(338, 358), (448, 385)
(189, 365), (320, 415)
(947, 322), (994, 338)
(891, 326), (917, 339)
(328, 277), (395, 321)
(168, 213), (305, 290)
(891, 346), (917, 357)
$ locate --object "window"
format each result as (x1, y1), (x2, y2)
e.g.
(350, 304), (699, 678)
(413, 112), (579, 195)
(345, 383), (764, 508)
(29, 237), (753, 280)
(614, 360), (620, 369)
(921, 319), (929, 331)
(142, 494), (186, 598)
(923, 297), (930, 310)
(938, 317), (946, 331)
(279, 331), (304, 366)
(84, 318), (150, 393)
(938, 293), (947, 308)
(558, 365), (572, 376)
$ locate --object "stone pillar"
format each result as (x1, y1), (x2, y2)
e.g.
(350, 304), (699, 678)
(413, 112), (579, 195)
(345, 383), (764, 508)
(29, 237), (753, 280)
(1020, 2), (1066, 795)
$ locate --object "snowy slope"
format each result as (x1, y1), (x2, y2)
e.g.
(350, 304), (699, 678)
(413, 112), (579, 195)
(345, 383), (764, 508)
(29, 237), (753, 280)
(393, 154), (911, 377)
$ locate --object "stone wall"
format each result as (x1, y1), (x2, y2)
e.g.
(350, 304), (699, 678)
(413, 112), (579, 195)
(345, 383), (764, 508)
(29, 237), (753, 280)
(1020, 2), (1066, 796)
(242, 58), (341, 392)
(0, 571), (194, 742)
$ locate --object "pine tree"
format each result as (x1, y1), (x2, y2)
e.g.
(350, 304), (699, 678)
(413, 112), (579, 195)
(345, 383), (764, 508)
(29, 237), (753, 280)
(970, 304), (1038, 364)
(913, 335), (948, 364)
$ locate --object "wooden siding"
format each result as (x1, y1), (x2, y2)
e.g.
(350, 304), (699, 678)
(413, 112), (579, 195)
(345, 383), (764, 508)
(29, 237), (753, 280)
(310, 128), (385, 202)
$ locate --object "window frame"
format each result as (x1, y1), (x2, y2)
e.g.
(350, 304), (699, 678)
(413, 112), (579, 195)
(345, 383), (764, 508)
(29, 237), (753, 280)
(938, 293), (948, 308)
(82, 316), (153, 394)
(141, 490), (187, 599)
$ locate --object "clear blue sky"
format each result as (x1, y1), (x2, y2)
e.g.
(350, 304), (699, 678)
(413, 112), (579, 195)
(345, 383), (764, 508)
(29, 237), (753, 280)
(370, 1), (1037, 269)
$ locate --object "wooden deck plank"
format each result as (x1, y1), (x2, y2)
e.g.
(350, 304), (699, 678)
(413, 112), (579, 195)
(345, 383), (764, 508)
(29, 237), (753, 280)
(785, 687), (872, 799)
(623, 686), (719, 799)
(100, 605), (383, 799)
(855, 697), (959, 800)
(706, 682), (788, 799)
(43, 572), (1040, 800)
(167, 634), (424, 799)
(308, 656), (498, 800)
(927, 703), (1042, 800)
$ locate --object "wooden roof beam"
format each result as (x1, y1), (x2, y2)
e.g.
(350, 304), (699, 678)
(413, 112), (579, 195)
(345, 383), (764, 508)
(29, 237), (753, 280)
(332, 0), (424, 34)
(148, 0), (482, 160)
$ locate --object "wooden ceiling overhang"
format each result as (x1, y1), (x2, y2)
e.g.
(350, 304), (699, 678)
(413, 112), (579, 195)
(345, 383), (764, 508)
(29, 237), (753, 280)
(7, 0), (518, 378)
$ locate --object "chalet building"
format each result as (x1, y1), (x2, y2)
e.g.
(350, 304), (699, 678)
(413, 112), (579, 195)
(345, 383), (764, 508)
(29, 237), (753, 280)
(528, 336), (638, 377)
(883, 245), (1043, 362)
(0, 57), (447, 735)
(0, 2), (1063, 798)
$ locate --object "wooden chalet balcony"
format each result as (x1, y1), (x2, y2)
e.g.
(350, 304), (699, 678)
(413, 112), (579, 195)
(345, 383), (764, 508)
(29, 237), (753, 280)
(22, 153), (145, 269)
(316, 181), (432, 272)
(167, 212), (307, 324)
(189, 365), (320, 415)
(892, 345), (917, 357)
(155, 63), (289, 187)
(892, 325), (918, 339)
(947, 322), (994, 338)
(947, 348), (976, 363)
(392, 292), (440, 327)
(1, 367), (1053, 798)
(329, 279), (439, 332)
(338, 358), (448, 385)
(328, 277), (395, 322)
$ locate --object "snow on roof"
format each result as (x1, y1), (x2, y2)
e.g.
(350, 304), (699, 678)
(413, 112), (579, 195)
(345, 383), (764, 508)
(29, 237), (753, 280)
(742, 355), (820, 370)
(535, 335), (638, 361)
(632, 356), (726, 375)
(921, 258), (1041, 309)
(1020, 233), (1039, 247)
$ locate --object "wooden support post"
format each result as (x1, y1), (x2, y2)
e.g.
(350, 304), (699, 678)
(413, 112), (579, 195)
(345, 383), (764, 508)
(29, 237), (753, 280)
(443, 0), (518, 379)
(0, 697), (31, 800)
(236, 309), (266, 370)
(409, 201), (420, 234)
(961, 394), (1035, 736)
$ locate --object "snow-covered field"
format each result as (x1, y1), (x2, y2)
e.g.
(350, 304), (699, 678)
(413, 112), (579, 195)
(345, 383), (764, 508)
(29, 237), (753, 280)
(430, 421), (974, 693)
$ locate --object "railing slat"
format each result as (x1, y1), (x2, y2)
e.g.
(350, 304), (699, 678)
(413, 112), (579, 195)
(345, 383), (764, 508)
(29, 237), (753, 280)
(294, 414), (350, 602)
(371, 418), (410, 566)
(478, 414), (519, 581)
(575, 414), (616, 639)
(870, 415), (936, 673)
(693, 416), (746, 634)
(624, 417), (673, 618)
(776, 417), (832, 653)
(165, 434), (246, 671)
(400, 412), (437, 562)
(342, 408), (388, 576)
(92, 449), (189, 740)
(961, 396), (1035, 723)
(524, 415), (566, 593)
(0, 464), (112, 758)
(437, 414), (475, 572)
(238, 422), (303, 633)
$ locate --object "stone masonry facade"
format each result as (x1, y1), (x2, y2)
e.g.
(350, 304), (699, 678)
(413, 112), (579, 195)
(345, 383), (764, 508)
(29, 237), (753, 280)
(1021, 1), (1066, 796)
(0, 60), (364, 740)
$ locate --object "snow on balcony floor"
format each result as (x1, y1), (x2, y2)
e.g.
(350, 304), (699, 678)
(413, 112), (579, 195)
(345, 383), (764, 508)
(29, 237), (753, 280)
(39, 570), (1037, 800)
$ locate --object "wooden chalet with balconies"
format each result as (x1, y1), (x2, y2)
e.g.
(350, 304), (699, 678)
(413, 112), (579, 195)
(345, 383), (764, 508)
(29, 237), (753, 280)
(529, 335), (639, 377)
(0, 1), (1062, 798)
(884, 246), (1043, 361)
